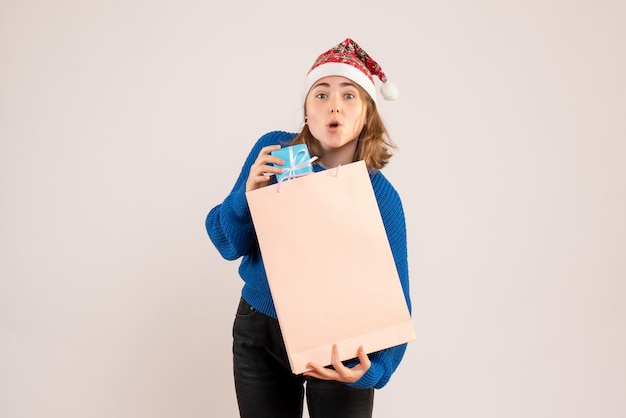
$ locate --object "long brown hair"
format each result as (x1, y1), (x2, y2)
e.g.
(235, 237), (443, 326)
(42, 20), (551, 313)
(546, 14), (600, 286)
(289, 84), (397, 172)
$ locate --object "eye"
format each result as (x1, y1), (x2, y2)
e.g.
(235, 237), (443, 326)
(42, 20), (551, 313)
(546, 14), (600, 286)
(344, 93), (355, 99)
(316, 93), (328, 99)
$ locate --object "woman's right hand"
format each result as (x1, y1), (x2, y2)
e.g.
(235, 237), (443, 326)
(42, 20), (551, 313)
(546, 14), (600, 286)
(245, 145), (285, 192)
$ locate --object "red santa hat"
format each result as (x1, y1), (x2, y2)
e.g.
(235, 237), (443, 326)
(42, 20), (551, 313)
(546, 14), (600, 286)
(303, 38), (398, 104)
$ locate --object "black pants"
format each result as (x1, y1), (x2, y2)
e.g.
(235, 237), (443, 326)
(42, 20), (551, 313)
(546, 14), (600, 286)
(232, 297), (374, 418)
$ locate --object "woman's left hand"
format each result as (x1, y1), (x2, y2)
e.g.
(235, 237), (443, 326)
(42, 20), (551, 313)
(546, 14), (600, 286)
(303, 344), (370, 383)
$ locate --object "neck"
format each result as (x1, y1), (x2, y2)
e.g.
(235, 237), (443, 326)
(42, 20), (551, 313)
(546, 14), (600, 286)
(317, 141), (358, 169)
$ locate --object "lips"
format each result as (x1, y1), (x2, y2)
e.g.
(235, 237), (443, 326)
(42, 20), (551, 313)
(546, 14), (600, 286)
(327, 120), (340, 129)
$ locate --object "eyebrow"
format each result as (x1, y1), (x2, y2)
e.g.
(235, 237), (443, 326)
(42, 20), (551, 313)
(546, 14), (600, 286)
(312, 81), (356, 89)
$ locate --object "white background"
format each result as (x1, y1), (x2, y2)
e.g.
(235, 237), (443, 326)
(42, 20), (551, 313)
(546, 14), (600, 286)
(1, 0), (625, 417)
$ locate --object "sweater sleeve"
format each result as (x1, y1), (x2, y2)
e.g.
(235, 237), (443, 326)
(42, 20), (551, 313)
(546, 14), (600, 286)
(347, 172), (412, 390)
(205, 131), (296, 260)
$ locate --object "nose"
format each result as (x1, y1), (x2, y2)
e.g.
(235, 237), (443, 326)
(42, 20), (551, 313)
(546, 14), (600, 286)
(329, 96), (341, 114)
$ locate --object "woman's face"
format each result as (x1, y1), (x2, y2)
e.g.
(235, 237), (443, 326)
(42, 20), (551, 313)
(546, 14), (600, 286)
(305, 76), (367, 155)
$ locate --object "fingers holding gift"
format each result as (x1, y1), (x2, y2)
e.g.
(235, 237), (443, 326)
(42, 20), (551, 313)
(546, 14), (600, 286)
(246, 145), (284, 191)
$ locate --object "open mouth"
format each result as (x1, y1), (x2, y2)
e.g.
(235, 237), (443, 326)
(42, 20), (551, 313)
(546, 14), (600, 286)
(328, 121), (340, 128)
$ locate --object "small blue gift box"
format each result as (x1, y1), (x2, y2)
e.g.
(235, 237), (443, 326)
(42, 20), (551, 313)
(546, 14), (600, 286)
(271, 144), (317, 182)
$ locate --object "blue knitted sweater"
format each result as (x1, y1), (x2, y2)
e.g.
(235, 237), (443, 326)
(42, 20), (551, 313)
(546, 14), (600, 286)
(205, 130), (411, 389)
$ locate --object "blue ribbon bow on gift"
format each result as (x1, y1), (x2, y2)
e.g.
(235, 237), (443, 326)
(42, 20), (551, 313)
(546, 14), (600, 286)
(283, 147), (316, 177)
(273, 145), (318, 182)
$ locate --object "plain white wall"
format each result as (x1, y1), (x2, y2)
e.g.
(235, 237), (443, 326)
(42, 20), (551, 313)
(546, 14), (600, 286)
(1, 0), (625, 417)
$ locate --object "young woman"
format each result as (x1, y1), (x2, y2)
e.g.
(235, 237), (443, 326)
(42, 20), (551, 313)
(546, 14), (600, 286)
(206, 38), (411, 418)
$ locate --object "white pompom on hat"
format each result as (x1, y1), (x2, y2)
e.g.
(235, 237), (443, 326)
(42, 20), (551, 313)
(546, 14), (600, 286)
(303, 38), (398, 104)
